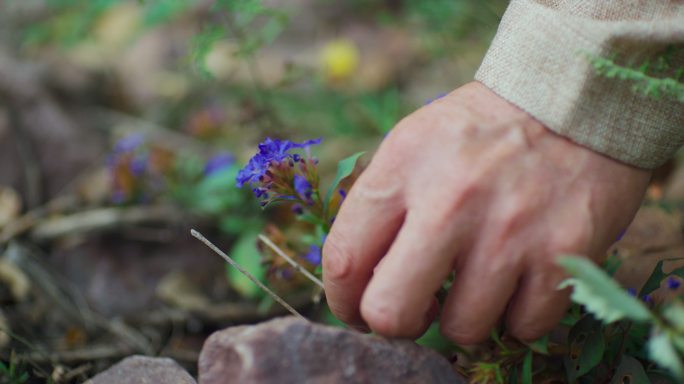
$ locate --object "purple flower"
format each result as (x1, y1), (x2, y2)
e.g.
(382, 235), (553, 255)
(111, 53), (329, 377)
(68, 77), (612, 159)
(292, 204), (304, 215)
(114, 133), (145, 154)
(294, 174), (313, 202)
(111, 189), (127, 205)
(667, 276), (681, 290)
(303, 244), (322, 266)
(204, 153), (235, 176)
(616, 229), (626, 241)
(627, 288), (637, 297)
(280, 268), (294, 280)
(130, 154), (148, 176)
(236, 155), (269, 188)
(642, 294), (653, 304)
(257, 137), (321, 163)
(253, 188), (268, 199)
(235, 137), (321, 189)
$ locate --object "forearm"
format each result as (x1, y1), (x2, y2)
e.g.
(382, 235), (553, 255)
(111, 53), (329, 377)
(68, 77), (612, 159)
(475, 0), (684, 169)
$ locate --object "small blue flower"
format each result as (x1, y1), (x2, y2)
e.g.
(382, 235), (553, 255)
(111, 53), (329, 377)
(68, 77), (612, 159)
(257, 137), (321, 163)
(303, 244), (322, 266)
(667, 276), (681, 290)
(236, 137), (321, 189)
(236, 155), (269, 188)
(111, 189), (126, 205)
(294, 174), (313, 202)
(280, 268), (294, 280)
(626, 288), (637, 296)
(204, 153), (235, 176)
(642, 294), (653, 304)
(114, 133), (145, 154)
(130, 154), (148, 176)
(253, 188), (268, 199)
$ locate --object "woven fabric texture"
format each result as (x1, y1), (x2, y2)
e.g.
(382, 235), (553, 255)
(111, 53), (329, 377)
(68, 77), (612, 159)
(475, 0), (684, 169)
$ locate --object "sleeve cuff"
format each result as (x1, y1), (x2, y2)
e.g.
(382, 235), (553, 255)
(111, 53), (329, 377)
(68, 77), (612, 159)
(474, 0), (684, 169)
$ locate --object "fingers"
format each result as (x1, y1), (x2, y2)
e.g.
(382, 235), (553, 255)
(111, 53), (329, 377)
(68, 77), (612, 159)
(505, 266), (571, 341)
(440, 242), (523, 345)
(359, 211), (463, 338)
(323, 176), (405, 329)
(505, 223), (592, 341)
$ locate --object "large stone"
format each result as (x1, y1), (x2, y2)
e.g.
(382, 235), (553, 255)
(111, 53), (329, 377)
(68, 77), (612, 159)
(198, 317), (465, 384)
(85, 355), (196, 384)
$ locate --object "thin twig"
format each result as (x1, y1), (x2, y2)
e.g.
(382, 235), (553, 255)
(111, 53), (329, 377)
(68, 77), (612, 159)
(190, 229), (307, 321)
(16, 345), (133, 364)
(257, 234), (324, 289)
(61, 363), (92, 382)
(29, 205), (185, 242)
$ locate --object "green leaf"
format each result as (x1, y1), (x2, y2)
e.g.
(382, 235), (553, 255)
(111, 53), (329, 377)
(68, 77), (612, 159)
(558, 255), (654, 323)
(296, 212), (324, 226)
(672, 335), (684, 355)
(190, 167), (244, 214)
(522, 350), (533, 384)
(143, 0), (191, 26)
(640, 260), (684, 296)
(323, 152), (364, 215)
(647, 332), (684, 381)
(564, 315), (605, 382)
(610, 355), (650, 384)
(603, 251), (622, 277)
(190, 25), (224, 78)
(508, 366), (519, 384)
(227, 231), (266, 299)
(416, 322), (460, 356)
(524, 334), (549, 355)
(663, 302), (684, 333)
(640, 261), (668, 297)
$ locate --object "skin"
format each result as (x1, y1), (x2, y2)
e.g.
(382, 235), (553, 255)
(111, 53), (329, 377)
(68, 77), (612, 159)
(322, 81), (651, 344)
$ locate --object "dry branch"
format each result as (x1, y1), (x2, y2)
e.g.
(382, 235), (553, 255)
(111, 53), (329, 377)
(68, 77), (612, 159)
(191, 229), (308, 321)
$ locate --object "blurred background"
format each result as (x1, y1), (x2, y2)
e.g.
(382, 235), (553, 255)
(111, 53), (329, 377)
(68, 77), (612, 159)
(0, 0), (509, 381)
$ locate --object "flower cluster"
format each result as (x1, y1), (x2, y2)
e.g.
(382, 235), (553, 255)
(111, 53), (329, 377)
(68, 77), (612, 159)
(107, 133), (152, 204)
(108, 132), (237, 205)
(237, 137), (362, 282)
(204, 152), (235, 176)
(236, 137), (322, 210)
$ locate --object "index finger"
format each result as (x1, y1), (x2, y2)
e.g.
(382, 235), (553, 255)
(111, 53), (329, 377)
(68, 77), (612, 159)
(323, 169), (405, 329)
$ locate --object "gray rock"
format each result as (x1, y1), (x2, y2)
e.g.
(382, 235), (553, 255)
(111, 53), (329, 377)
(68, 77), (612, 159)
(198, 317), (465, 384)
(86, 355), (197, 384)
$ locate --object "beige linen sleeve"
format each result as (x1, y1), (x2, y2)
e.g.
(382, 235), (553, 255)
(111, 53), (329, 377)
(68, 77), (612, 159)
(475, 0), (684, 169)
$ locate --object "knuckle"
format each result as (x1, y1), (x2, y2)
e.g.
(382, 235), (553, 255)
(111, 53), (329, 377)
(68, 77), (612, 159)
(349, 178), (402, 205)
(426, 184), (477, 228)
(548, 225), (590, 254)
(383, 119), (416, 151)
(497, 208), (528, 238)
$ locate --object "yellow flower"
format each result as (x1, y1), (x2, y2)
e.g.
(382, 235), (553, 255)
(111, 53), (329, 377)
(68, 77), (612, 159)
(319, 39), (360, 82)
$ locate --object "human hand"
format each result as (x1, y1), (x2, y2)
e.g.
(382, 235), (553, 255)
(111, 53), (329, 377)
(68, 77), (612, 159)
(322, 81), (651, 343)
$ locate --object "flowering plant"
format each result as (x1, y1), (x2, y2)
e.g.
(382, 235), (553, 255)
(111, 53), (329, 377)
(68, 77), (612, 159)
(236, 137), (362, 273)
(234, 137), (684, 384)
